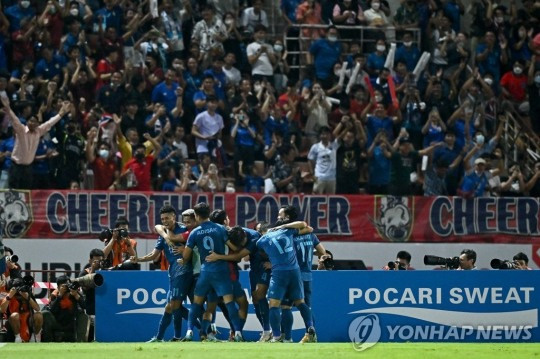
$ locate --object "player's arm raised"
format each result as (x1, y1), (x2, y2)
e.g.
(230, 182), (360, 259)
(271, 221), (313, 233)
(130, 249), (160, 263)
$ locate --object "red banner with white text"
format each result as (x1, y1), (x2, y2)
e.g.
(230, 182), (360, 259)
(1, 190), (540, 243)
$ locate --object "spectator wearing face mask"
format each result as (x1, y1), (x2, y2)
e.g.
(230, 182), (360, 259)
(85, 127), (119, 190)
(309, 26), (342, 88)
(500, 60), (528, 104)
(5, 0), (35, 32)
(123, 140), (161, 192)
(364, 0), (389, 27)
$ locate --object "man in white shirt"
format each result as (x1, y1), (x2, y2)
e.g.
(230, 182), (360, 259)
(241, 0), (269, 34)
(191, 96), (224, 159)
(222, 52), (242, 86)
(308, 126), (339, 194)
(247, 24), (276, 82)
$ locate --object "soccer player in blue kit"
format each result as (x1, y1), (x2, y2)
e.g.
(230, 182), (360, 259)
(206, 224), (272, 341)
(257, 217), (317, 343)
(181, 202), (245, 342)
(131, 205), (193, 342)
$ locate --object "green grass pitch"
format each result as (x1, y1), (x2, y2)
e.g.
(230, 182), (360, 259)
(1, 342), (540, 359)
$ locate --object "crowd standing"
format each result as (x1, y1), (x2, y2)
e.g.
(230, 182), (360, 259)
(0, 0), (538, 198)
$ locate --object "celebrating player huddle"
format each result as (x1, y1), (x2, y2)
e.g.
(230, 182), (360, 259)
(132, 202), (327, 343)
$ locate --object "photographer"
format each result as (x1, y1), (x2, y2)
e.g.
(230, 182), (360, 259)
(383, 251), (412, 270)
(79, 249), (105, 341)
(102, 217), (137, 268)
(317, 250), (334, 270)
(4, 247), (22, 280)
(513, 252), (532, 270)
(42, 276), (87, 342)
(0, 277), (43, 342)
(458, 249), (477, 270)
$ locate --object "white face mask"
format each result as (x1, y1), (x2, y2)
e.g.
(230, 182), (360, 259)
(327, 35), (338, 42)
(25, 84), (34, 93)
(225, 19), (233, 26)
(70, 8), (79, 16)
(274, 44), (283, 52)
(495, 16), (504, 24)
(376, 45), (386, 52)
(372, 2), (380, 10)
(514, 67), (523, 75)
(334, 69), (342, 76)
(254, 84), (262, 92)
(476, 134), (485, 145)
(21, 1), (30, 9)
(403, 41), (413, 47)
(375, 95), (383, 103)
(99, 149), (109, 159)
(483, 78), (493, 86)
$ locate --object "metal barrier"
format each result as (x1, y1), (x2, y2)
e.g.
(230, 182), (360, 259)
(504, 112), (540, 176)
(284, 24), (422, 70)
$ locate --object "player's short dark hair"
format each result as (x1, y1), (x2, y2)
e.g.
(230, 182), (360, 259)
(461, 249), (477, 264)
(194, 202), (211, 219)
(90, 248), (105, 259)
(115, 216), (129, 228)
(210, 209), (227, 225)
(397, 250), (412, 264)
(228, 226), (247, 247)
(513, 252), (529, 264)
(160, 205), (177, 216)
(281, 205), (298, 221)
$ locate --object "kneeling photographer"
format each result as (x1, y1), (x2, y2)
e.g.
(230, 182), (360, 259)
(0, 276), (43, 342)
(101, 217), (138, 269)
(490, 252), (532, 270)
(42, 276), (88, 342)
(79, 249), (105, 341)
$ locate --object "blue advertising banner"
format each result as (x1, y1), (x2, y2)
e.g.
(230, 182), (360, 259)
(96, 271), (540, 344)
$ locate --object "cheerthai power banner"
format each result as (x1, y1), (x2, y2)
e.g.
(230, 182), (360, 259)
(95, 271), (540, 343)
(3, 189), (540, 243)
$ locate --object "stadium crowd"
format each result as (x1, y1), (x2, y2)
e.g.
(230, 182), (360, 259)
(0, 0), (536, 196)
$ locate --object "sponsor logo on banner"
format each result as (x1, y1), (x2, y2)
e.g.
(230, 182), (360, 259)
(348, 314), (381, 351)
(370, 196), (414, 242)
(0, 190), (33, 238)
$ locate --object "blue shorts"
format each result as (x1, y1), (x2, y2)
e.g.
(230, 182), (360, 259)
(249, 270), (271, 293)
(207, 288), (218, 303)
(282, 280), (310, 307)
(168, 272), (194, 302)
(267, 269), (304, 302)
(232, 280), (246, 298)
(194, 271), (234, 298)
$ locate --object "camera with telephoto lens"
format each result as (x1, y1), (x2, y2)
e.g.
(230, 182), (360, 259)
(424, 255), (460, 269)
(68, 281), (80, 290)
(490, 259), (520, 270)
(388, 261), (407, 270)
(321, 250), (334, 270)
(16, 275), (34, 293)
(7, 255), (18, 263)
(99, 228), (129, 242)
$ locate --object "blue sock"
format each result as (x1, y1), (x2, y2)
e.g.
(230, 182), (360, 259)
(181, 306), (201, 329)
(157, 312), (172, 340)
(297, 303), (313, 329)
(172, 309), (183, 339)
(253, 302), (263, 326)
(281, 308), (293, 340)
(225, 302), (243, 333)
(188, 303), (204, 331)
(269, 307), (281, 338)
(201, 319), (211, 337)
(258, 298), (271, 331)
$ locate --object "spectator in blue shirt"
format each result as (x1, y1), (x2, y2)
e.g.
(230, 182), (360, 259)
(152, 69), (179, 114)
(33, 138), (56, 189)
(94, 0), (124, 35)
(309, 26), (342, 88)
(367, 131), (392, 194)
(239, 163), (265, 193)
(443, 0), (464, 33)
(231, 110), (257, 180)
(395, 32), (421, 71)
(366, 103), (395, 146)
(5, 0), (35, 32)
(35, 46), (65, 81)
(460, 157), (490, 198)
(203, 57), (227, 100)
(0, 136), (15, 189)
(367, 38), (387, 78)
(475, 30), (508, 85)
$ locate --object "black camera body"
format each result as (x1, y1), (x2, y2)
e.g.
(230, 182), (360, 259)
(424, 255), (460, 269)
(7, 255), (18, 263)
(388, 261), (407, 270)
(14, 275), (34, 294)
(68, 281), (80, 290)
(99, 228), (129, 242)
(491, 259), (519, 270)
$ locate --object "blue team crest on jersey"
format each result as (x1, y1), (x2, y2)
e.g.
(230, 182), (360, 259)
(370, 196), (414, 242)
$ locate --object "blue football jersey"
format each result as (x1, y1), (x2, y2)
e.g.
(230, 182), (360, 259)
(256, 228), (299, 271)
(293, 233), (320, 281)
(187, 221), (229, 272)
(155, 223), (190, 278)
